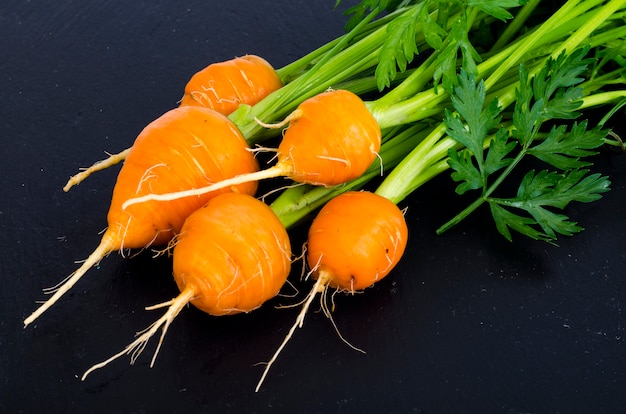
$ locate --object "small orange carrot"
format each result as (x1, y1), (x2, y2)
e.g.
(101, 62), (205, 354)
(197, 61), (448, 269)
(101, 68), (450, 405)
(24, 106), (259, 327)
(81, 192), (292, 380)
(63, 54), (281, 191)
(180, 54), (283, 112)
(255, 190), (408, 391)
(122, 89), (382, 208)
(306, 191), (408, 292)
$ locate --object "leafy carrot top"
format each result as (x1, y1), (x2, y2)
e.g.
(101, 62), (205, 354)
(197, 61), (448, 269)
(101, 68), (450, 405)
(439, 48), (611, 244)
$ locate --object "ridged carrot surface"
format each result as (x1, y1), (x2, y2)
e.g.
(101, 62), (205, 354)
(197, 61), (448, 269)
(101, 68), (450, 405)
(180, 54), (283, 113)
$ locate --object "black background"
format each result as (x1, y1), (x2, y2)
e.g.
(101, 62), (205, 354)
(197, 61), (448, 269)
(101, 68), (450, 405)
(2, 1), (625, 413)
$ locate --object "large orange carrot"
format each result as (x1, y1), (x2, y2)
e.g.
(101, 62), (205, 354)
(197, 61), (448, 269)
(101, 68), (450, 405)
(63, 54), (281, 191)
(24, 106), (259, 327)
(180, 54), (283, 111)
(255, 190), (408, 391)
(122, 89), (382, 208)
(81, 192), (292, 380)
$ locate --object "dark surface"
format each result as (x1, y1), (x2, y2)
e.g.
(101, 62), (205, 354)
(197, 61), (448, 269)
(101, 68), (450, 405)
(2, 1), (625, 413)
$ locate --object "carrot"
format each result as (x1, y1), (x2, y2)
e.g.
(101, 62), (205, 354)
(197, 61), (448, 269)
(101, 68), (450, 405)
(24, 106), (259, 327)
(122, 89), (382, 208)
(179, 54), (283, 111)
(63, 54), (281, 191)
(81, 192), (292, 380)
(255, 190), (408, 391)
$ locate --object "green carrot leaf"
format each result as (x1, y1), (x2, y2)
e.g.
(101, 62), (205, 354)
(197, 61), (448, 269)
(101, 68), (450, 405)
(466, 0), (525, 21)
(512, 49), (591, 145)
(420, 2), (447, 50)
(445, 69), (502, 161)
(340, 0), (384, 31)
(433, 13), (482, 93)
(527, 121), (606, 170)
(439, 46), (612, 243)
(489, 203), (550, 243)
(376, 3), (424, 89)
(534, 47), (592, 101)
(448, 149), (483, 195)
(339, 0), (412, 31)
(513, 169), (610, 210)
(484, 128), (516, 175)
(489, 169), (611, 241)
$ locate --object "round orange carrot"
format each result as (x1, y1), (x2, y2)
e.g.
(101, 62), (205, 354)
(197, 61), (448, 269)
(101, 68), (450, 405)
(180, 54), (283, 112)
(123, 89), (382, 207)
(63, 55), (281, 192)
(255, 190), (408, 391)
(81, 192), (292, 380)
(172, 193), (291, 316)
(24, 106), (259, 327)
(306, 191), (408, 291)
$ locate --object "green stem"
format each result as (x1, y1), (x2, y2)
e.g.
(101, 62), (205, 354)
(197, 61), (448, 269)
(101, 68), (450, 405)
(553, 0), (626, 60)
(491, 0), (542, 52)
(274, 6), (406, 83)
(232, 7), (386, 141)
(484, 0), (581, 91)
(435, 196), (486, 235)
(580, 90), (626, 109)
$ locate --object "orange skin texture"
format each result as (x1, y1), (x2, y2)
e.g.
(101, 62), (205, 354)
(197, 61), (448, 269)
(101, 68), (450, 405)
(172, 193), (292, 316)
(277, 89), (382, 186)
(179, 55), (283, 113)
(307, 191), (408, 291)
(106, 106), (259, 250)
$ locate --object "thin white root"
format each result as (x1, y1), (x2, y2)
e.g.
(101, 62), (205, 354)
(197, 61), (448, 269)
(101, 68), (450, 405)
(81, 288), (194, 381)
(255, 274), (328, 393)
(144, 299), (176, 311)
(260, 182), (305, 203)
(276, 279), (300, 299)
(254, 109), (303, 129)
(121, 165), (289, 210)
(23, 237), (115, 328)
(63, 148), (131, 192)
(323, 288), (366, 354)
(248, 145), (278, 155)
(375, 151), (384, 176)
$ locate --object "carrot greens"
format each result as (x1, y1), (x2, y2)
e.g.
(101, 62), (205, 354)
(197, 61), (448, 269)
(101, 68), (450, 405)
(437, 52), (611, 243)
(266, 0), (626, 243)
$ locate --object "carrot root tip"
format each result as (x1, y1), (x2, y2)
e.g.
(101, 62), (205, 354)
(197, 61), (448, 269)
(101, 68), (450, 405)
(255, 275), (327, 392)
(23, 237), (115, 328)
(63, 148), (131, 192)
(81, 288), (194, 381)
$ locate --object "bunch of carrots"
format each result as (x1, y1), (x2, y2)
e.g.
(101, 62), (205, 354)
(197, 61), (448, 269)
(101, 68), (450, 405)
(24, 0), (626, 392)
